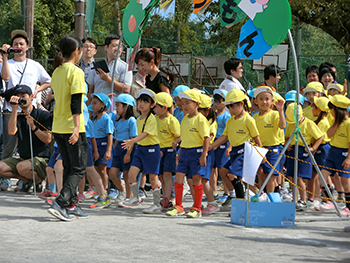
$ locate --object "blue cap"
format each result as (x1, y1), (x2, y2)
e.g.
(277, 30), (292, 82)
(247, 88), (256, 98)
(213, 89), (228, 99)
(115, 94), (135, 107)
(173, 85), (190, 97)
(348, 106), (350, 113)
(285, 90), (304, 104)
(91, 93), (111, 109)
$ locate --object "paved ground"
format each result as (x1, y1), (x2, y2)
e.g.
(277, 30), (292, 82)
(1, 189), (350, 263)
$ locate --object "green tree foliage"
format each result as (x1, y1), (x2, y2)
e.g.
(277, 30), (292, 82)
(0, 0), (23, 46)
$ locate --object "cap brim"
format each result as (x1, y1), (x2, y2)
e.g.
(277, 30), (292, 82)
(178, 92), (192, 101)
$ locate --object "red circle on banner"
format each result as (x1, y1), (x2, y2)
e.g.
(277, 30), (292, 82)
(129, 15), (136, 33)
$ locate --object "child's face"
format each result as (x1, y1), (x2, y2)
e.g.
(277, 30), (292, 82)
(198, 108), (209, 118)
(174, 96), (182, 110)
(312, 104), (321, 117)
(321, 73), (334, 88)
(181, 98), (198, 115)
(227, 101), (243, 116)
(307, 72), (319, 83)
(213, 97), (225, 111)
(137, 59), (153, 75)
(137, 99), (153, 113)
(255, 92), (273, 111)
(306, 91), (319, 104)
(153, 103), (166, 116)
(91, 97), (105, 114)
(328, 89), (341, 96)
(116, 102), (126, 117)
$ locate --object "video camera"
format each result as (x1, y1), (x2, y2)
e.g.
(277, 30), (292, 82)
(0, 85), (27, 105)
(0, 48), (22, 54)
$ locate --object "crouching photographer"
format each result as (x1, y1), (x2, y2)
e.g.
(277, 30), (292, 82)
(0, 85), (52, 193)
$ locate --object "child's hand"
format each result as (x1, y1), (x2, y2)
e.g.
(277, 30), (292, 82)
(172, 141), (178, 149)
(104, 151), (111, 161)
(122, 139), (133, 150)
(176, 154), (180, 165)
(200, 154), (206, 167)
(228, 173), (236, 181)
(342, 157), (350, 170)
(276, 99), (285, 112)
(124, 154), (130, 164)
(93, 151), (99, 161)
(225, 147), (231, 157)
(287, 145), (292, 152)
(343, 79), (347, 95)
(208, 144), (213, 151)
(160, 151), (164, 158)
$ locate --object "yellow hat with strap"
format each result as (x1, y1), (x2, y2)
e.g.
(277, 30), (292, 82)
(303, 81), (323, 94)
(199, 94), (212, 108)
(330, 94), (350, 109)
(155, 92), (173, 108)
(313, 97), (329, 112)
(285, 103), (302, 123)
(223, 89), (246, 105)
(178, 89), (201, 103)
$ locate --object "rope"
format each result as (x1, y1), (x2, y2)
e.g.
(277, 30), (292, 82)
(249, 141), (349, 203)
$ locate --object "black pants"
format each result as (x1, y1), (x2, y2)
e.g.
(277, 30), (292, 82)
(54, 133), (88, 207)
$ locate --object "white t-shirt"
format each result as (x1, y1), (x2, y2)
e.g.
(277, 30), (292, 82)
(0, 59), (51, 111)
(219, 76), (246, 93)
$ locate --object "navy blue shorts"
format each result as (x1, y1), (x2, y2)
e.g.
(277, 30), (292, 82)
(159, 147), (177, 175)
(177, 147), (205, 178)
(313, 143), (331, 173)
(87, 137), (94, 167)
(131, 144), (161, 174)
(279, 145), (286, 171)
(187, 148), (214, 180)
(286, 145), (312, 179)
(112, 142), (135, 171)
(223, 144), (245, 178)
(323, 146), (350, 178)
(47, 147), (62, 168)
(213, 141), (230, 169)
(94, 137), (113, 167)
(261, 145), (282, 175)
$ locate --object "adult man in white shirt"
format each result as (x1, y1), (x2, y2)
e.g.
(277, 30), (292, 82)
(0, 30), (51, 159)
(219, 58), (246, 93)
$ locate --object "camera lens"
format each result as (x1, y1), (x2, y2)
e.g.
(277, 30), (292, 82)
(18, 98), (26, 105)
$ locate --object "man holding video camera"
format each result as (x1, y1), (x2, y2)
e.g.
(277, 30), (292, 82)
(0, 30), (51, 160)
(0, 84), (52, 192)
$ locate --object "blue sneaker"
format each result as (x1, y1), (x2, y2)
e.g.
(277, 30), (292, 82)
(109, 189), (118, 200)
(218, 193), (229, 204)
(48, 202), (73, 222)
(67, 205), (89, 218)
(222, 196), (232, 207)
(139, 188), (147, 199)
(202, 196), (208, 201)
(0, 177), (12, 191)
(214, 194), (220, 201)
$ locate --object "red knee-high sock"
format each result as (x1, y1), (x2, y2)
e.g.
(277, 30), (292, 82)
(193, 183), (203, 211)
(174, 183), (184, 207)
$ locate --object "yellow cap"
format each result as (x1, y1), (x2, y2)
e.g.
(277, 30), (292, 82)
(327, 83), (343, 92)
(330, 94), (350, 109)
(303, 81), (323, 94)
(223, 89), (246, 105)
(155, 92), (173, 108)
(313, 97), (329, 112)
(285, 103), (302, 123)
(273, 92), (285, 106)
(178, 89), (201, 103)
(254, 86), (273, 98)
(199, 94), (212, 108)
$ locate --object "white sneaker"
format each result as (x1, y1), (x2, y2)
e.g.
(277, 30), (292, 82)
(115, 191), (126, 204)
(281, 192), (293, 202)
(123, 196), (142, 206)
(142, 204), (162, 214)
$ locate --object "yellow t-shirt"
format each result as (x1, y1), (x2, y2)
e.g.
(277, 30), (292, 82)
(253, 110), (282, 146)
(327, 112), (334, 126)
(180, 113), (210, 148)
(285, 118), (323, 146)
(222, 112), (259, 147)
(156, 114), (181, 148)
(137, 113), (160, 146)
(330, 118), (350, 149)
(303, 105), (317, 122)
(51, 62), (85, 133)
(278, 129), (285, 145)
(209, 119), (217, 144)
(317, 118), (331, 144)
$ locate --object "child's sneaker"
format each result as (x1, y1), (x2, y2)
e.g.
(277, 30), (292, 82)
(115, 190), (126, 204)
(90, 196), (111, 209)
(306, 200), (314, 210)
(14, 180), (23, 192)
(39, 190), (58, 200)
(186, 208), (202, 218)
(84, 186), (96, 199)
(202, 203), (220, 215)
(92, 193), (99, 200)
(45, 199), (53, 206)
(296, 199), (307, 211)
(166, 205), (185, 216)
(143, 204), (162, 214)
(67, 205), (89, 218)
(0, 178), (12, 191)
(48, 202), (73, 222)
(340, 207), (350, 217)
(214, 193), (220, 201)
(123, 196), (142, 206)
(281, 192), (293, 202)
(77, 193), (85, 203)
(160, 197), (173, 211)
(218, 193), (229, 204)
(222, 196), (232, 207)
(108, 189), (118, 200)
(139, 188), (147, 199)
(320, 201), (335, 211)
(118, 198), (130, 207)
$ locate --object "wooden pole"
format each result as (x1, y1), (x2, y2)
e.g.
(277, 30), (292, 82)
(25, 0), (34, 59)
(75, 0), (85, 40)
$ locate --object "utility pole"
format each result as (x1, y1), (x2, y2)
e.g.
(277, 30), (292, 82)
(25, 0), (34, 59)
(75, 0), (85, 39)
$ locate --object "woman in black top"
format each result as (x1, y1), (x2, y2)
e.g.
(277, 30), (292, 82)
(135, 47), (170, 94)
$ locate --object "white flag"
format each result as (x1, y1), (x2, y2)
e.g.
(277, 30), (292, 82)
(242, 141), (268, 186)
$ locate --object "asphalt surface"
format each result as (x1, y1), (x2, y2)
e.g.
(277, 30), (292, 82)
(1, 187), (350, 263)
